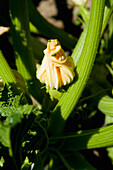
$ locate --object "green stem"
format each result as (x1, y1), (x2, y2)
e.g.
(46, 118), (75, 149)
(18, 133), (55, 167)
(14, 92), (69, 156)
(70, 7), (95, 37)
(49, 148), (72, 169)
(49, 124), (113, 150)
(9, 0), (43, 103)
(48, 0), (105, 135)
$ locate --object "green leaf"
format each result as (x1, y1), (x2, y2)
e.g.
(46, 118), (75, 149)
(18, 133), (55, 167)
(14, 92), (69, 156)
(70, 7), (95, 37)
(0, 122), (11, 148)
(48, 89), (63, 101)
(98, 95), (113, 116)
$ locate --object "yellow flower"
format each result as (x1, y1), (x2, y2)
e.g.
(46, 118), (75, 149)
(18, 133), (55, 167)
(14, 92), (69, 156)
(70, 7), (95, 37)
(37, 39), (75, 90)
(0, 77), (4, 88)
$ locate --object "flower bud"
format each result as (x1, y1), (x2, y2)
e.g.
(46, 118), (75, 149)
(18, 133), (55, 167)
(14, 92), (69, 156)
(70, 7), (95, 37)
(37, 39), (75, 90)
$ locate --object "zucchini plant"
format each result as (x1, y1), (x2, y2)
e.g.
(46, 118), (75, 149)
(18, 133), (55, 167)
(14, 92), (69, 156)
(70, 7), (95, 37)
(0, 0), (113, 169)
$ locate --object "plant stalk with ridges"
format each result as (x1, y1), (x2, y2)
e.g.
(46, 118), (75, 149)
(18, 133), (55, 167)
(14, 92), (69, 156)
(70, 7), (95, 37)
(48, 0), (105, 135)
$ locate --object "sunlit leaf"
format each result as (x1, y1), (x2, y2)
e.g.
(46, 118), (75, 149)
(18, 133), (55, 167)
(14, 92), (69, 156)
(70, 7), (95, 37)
(98, 95), (113, 116)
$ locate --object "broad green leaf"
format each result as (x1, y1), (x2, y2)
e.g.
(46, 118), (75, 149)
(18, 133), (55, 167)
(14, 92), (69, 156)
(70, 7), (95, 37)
(98, 95), (113, 116)
(0, 123), (11, 148)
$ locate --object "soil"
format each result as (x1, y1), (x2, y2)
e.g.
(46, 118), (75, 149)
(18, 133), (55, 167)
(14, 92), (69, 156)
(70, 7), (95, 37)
(34, 0), (89, 38)
(36, 0), (91, 31)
